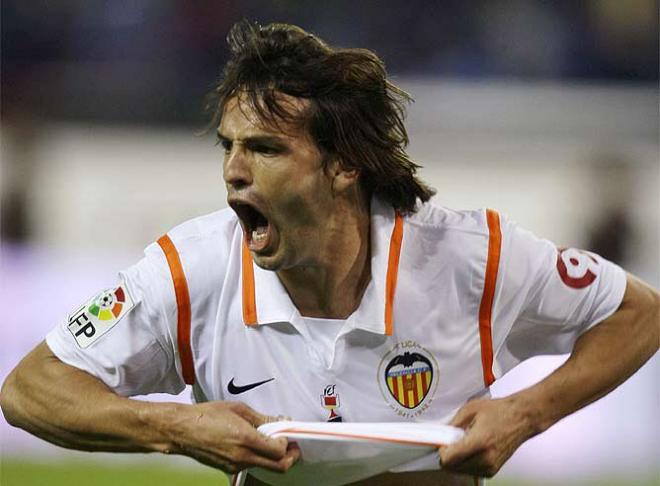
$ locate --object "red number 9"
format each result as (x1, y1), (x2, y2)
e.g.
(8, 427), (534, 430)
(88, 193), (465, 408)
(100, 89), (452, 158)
(556, 248), (598, 289)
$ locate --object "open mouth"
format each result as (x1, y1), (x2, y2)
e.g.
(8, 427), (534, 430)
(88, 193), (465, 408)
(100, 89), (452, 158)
(229, 201), (272, 252)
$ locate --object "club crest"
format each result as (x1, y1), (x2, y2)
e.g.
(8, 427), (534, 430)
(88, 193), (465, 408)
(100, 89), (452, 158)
(378, 341), (438, 418)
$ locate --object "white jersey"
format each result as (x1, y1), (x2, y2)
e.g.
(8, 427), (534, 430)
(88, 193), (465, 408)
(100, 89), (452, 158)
(47, 197), (626, 469)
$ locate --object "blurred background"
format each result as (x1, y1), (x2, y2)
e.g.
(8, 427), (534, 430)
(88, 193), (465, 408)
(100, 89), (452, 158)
(1, 1), (658, 485)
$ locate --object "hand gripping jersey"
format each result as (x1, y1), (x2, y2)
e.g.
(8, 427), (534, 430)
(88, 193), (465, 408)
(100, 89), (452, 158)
(47, 198), (626, 474)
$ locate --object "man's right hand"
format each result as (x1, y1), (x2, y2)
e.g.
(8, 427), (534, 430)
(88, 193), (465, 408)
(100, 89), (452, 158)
(0, 341), (299, 475)
(148, 400), (300, 474)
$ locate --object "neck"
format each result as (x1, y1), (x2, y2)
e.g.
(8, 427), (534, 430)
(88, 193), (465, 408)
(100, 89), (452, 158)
(277, 196), (371, 319)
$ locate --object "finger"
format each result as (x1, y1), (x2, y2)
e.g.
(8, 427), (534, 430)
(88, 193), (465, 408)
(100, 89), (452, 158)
(250, 444), (301, 475)
(439, 451), (498, 478)
(286, 442), (302, 463)
(449, 401), (480, 428)
(231, 402), (281, 428)
(243, 427), (289, 460)
(235, 446), (299, 473)
(186, 433), (290, 471)
(449, 408), (471, 428)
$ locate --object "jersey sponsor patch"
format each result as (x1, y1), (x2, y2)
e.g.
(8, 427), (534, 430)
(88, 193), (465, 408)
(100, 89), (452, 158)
(67, 283), (135, 348)
(377, 341), (439, 418)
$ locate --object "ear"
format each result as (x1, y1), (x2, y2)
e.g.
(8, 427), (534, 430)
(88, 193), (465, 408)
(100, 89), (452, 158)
(329, 160), (360, 194)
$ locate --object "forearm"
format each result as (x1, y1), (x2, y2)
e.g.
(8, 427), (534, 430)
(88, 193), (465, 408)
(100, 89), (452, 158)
(512, 274), (659, 436)
(0, 341), (176, 454)
(440, 275), (658, 477)
(1, 341), (296, 473)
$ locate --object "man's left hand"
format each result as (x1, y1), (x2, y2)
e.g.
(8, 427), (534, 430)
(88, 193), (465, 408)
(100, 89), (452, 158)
(438, 397), (537, 478)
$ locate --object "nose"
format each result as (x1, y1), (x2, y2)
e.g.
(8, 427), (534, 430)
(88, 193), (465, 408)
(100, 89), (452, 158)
(223, 144), (252, 190)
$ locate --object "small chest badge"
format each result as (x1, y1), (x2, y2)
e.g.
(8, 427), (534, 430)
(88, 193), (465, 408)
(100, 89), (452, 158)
(321, 384), (342, 422)
(378, 341), (438, 418)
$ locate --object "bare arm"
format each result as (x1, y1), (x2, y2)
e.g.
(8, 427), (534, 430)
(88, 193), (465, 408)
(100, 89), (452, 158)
(0, 341), (299, 474)
(439, 273), (659, 477)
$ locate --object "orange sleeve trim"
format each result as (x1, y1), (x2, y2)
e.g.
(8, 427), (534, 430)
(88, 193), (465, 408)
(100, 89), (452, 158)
(384, 213), (404, 336)
(157, 235), (195, 386)
(241, 239), (258, 326)
(478, 209), (501, 386)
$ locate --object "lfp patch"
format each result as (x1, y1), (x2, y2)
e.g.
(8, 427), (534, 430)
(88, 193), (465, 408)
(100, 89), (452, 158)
(67, 284), (135, 348)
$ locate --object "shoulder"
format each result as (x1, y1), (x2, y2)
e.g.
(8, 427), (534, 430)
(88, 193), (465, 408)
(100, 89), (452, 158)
(141, 207), (240, 286)
(149, 207), (239, 258)
(395, 201), (503, 285)
(162, 207), (239, 247)
(406, 200), (494, 239)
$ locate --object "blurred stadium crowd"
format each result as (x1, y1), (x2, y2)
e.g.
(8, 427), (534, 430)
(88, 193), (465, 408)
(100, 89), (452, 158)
(3, 0), (658, 125)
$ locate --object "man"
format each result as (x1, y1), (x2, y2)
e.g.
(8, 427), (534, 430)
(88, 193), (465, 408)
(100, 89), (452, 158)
(1, 21), (658, 486)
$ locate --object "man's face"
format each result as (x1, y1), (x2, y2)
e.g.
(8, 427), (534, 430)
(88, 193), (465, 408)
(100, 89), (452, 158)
(220, 95), (335, 271)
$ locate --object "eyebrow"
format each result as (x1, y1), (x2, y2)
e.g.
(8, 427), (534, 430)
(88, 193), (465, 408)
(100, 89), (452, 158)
(216, 132), (289, 145)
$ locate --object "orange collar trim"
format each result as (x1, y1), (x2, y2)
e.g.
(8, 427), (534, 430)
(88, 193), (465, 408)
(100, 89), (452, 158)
(241, 239), (258, 326)
(241, 212), (404, 335)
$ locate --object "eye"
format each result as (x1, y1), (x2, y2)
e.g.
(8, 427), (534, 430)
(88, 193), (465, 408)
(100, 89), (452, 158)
(254, 145), (279, 155)
(215, 138), (232, 153)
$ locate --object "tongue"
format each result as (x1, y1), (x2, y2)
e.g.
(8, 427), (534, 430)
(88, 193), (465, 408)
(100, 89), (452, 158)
(250, 225), (269, 251)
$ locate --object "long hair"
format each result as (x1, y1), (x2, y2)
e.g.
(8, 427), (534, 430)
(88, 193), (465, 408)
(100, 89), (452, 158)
(207, 20), (435, 214)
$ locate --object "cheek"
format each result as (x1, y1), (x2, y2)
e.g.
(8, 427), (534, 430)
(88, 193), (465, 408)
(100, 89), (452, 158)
(279, 192), (318, 227)
(276, 174), (331, 226)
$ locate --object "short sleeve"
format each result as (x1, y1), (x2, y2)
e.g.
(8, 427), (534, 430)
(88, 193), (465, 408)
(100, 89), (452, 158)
(491, 217), (627, 377)
(46, 242), (186, 397)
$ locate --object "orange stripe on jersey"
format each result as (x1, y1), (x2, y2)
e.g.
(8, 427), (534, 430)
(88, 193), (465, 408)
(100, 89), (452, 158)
(157, 235), (195, 385)
(241, 239), (258, 326)
(275, 427), (453, 448)
(385, 213), (404, 335)
(478, 209), (502, 386)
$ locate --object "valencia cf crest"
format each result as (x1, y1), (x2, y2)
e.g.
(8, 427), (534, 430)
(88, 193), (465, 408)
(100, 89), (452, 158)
(377, 341), (439, 418)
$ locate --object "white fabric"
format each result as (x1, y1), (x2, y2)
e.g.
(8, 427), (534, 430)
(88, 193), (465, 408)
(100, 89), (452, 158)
(238, 421), (464, 486)
(300, 317), (346, 368)
(46, 198), (627, 475)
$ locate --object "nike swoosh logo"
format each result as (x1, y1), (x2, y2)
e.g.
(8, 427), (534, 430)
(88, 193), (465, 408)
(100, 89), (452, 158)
(227, 377), (275, 395)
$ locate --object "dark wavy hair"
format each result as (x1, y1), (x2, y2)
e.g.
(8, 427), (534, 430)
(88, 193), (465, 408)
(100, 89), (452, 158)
(207, 20), (435, 214)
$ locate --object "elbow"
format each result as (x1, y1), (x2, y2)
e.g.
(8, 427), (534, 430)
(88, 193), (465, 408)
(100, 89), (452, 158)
(651, 290), (660, 352)
(0, 368), (22, 427)
(640, 282), (660, 350)
(629, 276), (660, 355)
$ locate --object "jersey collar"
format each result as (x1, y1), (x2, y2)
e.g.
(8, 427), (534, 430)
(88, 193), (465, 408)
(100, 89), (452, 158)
(241, 197), (403, 336)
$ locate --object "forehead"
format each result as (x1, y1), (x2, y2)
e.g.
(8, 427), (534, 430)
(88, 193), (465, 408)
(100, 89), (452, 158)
(219, 93), (311, 140)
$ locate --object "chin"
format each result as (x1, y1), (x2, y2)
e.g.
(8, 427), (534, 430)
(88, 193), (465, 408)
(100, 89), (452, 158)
(251, 252), (284, 272)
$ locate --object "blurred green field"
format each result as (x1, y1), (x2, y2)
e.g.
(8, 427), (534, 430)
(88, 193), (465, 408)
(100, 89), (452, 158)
(1, 459), (228, 486)
(1, 459), (657, 486)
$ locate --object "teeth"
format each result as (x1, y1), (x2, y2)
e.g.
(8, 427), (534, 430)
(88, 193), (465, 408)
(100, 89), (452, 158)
(252, 227), (268, 242)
